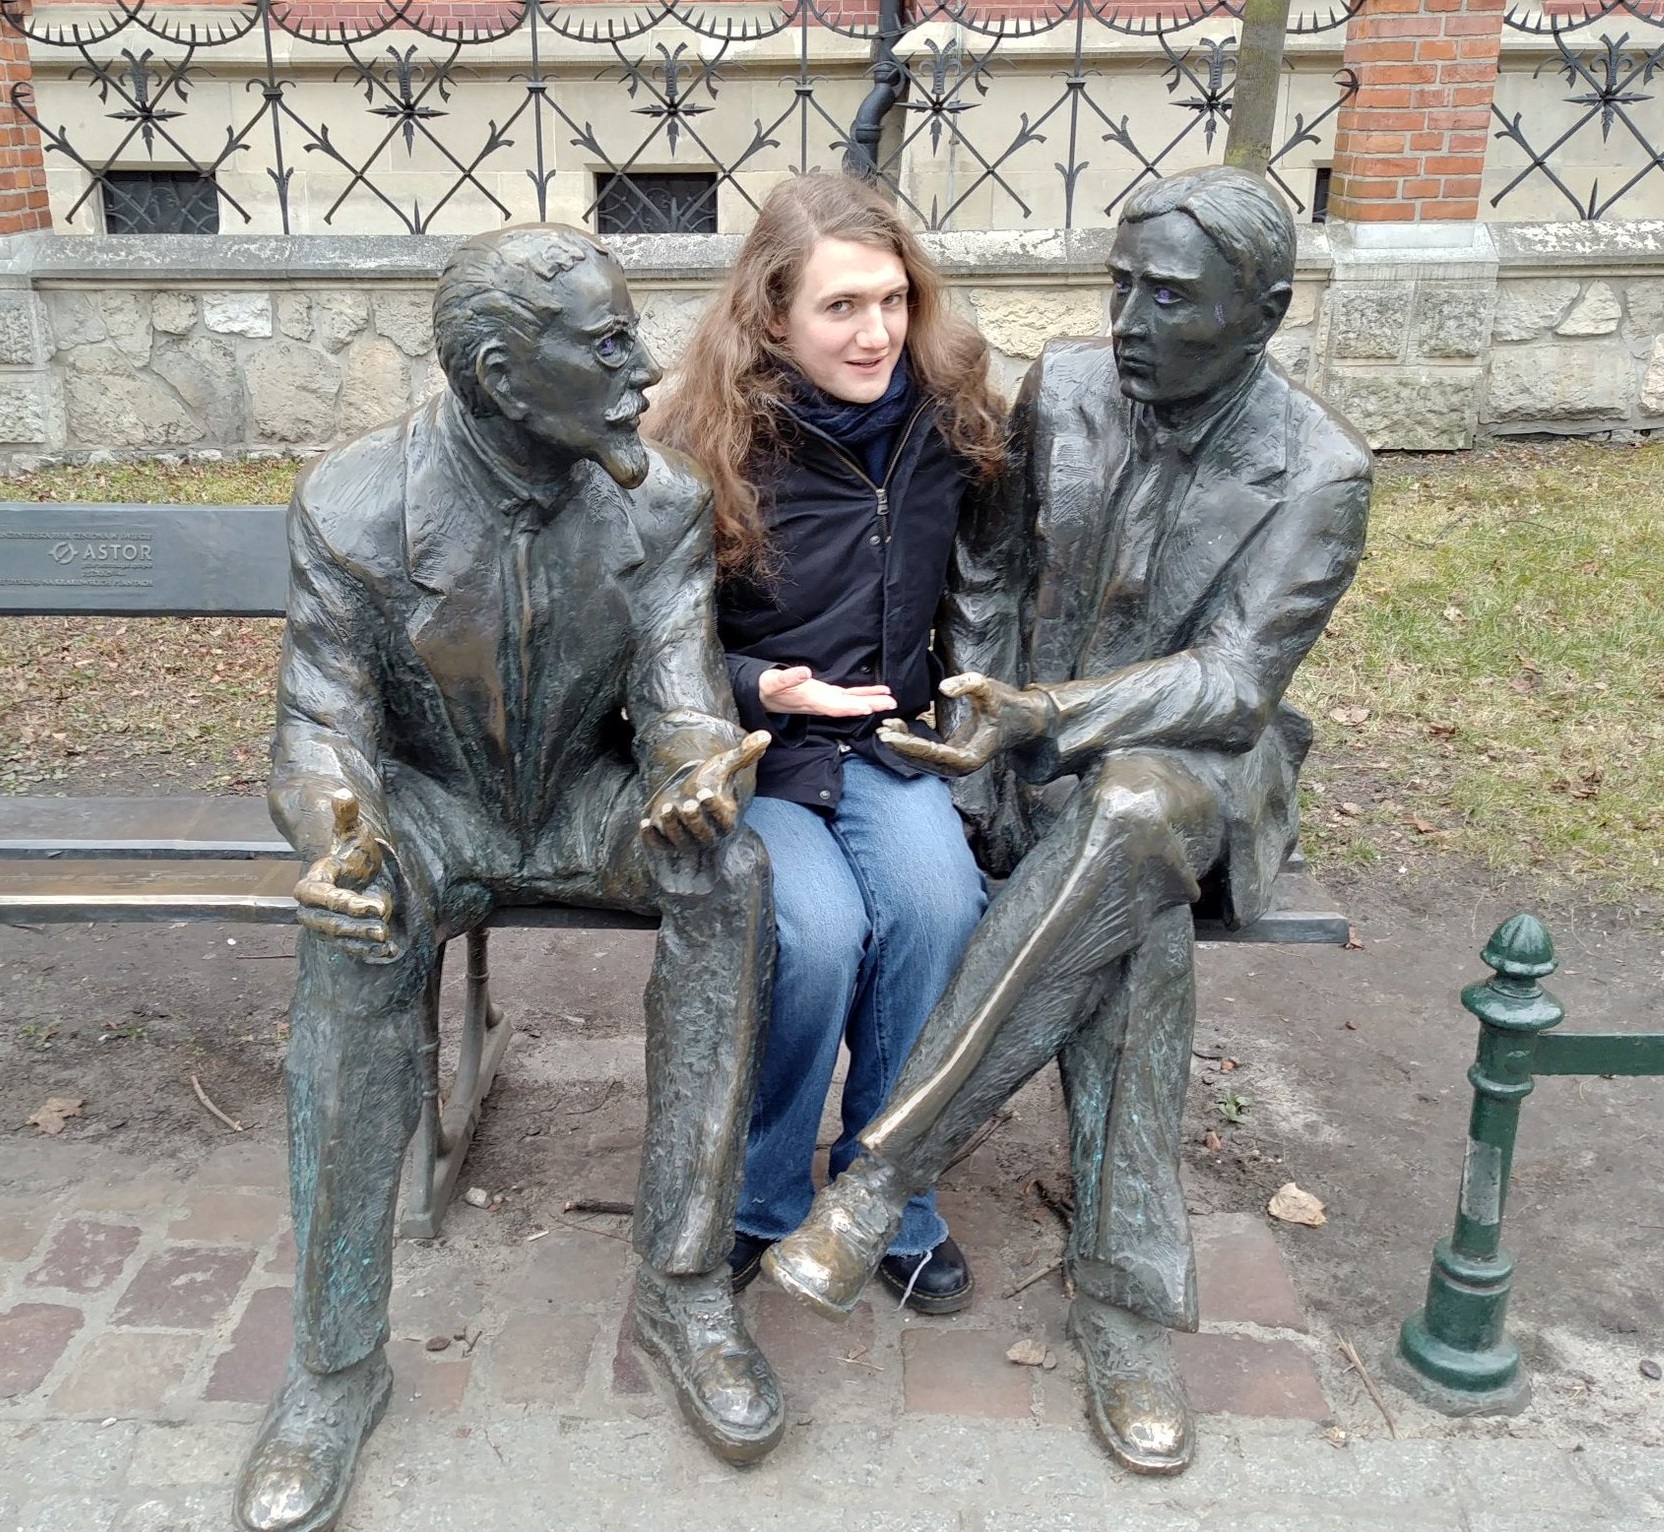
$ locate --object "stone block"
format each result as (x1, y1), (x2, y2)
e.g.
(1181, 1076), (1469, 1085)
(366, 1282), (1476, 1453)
(112, 1246), (255, 1329)
(1413, 284), (1492, 359)
(901, 1328), (1035, 1419)
(0, 294), (42, 365)
(501, 1227), (628, 1310)
(150, 292), (196, 336)
(1193, 1212), (1308, 1331)
(1643, 337), (1664, 416)
(0, 378), (50, 445)
(340, 337), (410, 440)
(264, 1229), (297, 1277)
(50, 1331), (199, 1415)
(195, 1138), (285, 1189)
(276, 292), (312, 341)
(247, 341), (342, 444)
(315, 290), (371, 352)
(1486, 342), (1631, 423)
(485, 1310), (599, 1405)
(25, 1219), (141, 1295)
(63, 371), (203, 449)
(204, 1285), (291, 1403)
(98, 292), (153, 366)
(127, 1421), (246, 1487)
(0, 1303), (83, 1399)
(1625, 277), (1664, 341)
(45, 290), (106, 351)
(636, 291), (709, 368)
(16, 1494), (123, 1532)
(1556, 280), (1621, 337)
(1268, 328), (1310, 384)
(1323, 369), (1478, 451)
(111, 1491), (224, 1532)
(970, 287), (1104, 360)
(151, 334), (245, 444)
(0, 1197), (49, 1262)
(374, 290), (435, 357)
(1170, 1331), (1329, 1418)
(751, 1288), (876, 1399)
(610, 1292), (649, 1396)
(385, 1339), (472, 1416)
(1330, 287), (1411, 361)
(1491, 279), (1579, 342)
(168, 1191), (282, 1244)
(203, 293), (273, 339)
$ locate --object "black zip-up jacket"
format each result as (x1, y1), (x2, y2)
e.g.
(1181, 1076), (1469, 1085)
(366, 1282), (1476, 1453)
(718, 402), (975, 811)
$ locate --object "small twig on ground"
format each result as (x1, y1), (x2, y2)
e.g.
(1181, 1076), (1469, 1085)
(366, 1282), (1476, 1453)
(190, 1073), (243, 1132)
(841, 1345), (884, 1372)
(1002, 1257), (1064, 1300)
(1026, 1177), (1075, 1232)
(1338, 1335), (1397, 1439)
(564, 1198), (633, 1215)
(944, 1105), (1017, 1172)
(556, 1216), (631, 1243)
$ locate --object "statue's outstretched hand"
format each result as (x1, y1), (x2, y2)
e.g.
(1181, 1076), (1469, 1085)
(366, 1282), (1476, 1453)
(641, 731), (770, 852)
(878, 672), (1053, 777)
(294, 788), (400, 962)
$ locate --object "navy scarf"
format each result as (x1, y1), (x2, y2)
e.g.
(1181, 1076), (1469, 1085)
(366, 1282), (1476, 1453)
(786, 353), (918, 484)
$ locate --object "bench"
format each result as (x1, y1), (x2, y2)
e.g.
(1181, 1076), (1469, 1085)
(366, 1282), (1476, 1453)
(0, 498), (1349, 1237)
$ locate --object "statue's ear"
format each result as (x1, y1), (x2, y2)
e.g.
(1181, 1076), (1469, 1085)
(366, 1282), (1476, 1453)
(475, 339), (525, 421)
(1255, 281), (1293, 344)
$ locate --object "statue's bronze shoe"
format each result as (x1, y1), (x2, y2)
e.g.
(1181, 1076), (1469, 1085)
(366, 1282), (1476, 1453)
(1068, 1296), (1195, 1476)
(762, 1155), (905, 1321)
(634, 1265), (785, 1465)
(233, 1348), (393, 1532)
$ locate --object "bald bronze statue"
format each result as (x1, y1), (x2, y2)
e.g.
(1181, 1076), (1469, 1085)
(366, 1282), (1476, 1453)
(238, 227), (782, 1532)
(764, 167), (1372, 1475)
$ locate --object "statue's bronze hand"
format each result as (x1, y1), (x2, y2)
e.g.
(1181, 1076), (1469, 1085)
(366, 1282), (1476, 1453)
(293, 788), (399, 959)
(641, 731), (770, 851)
(878, 672), (1052, 777)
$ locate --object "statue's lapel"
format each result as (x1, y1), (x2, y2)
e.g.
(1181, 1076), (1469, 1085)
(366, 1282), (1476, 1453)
(401, 408), (512, 764)
(1147, 368), (1288, 645)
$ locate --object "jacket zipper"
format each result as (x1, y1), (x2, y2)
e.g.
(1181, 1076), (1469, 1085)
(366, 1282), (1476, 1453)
(801, 400), (930, 547)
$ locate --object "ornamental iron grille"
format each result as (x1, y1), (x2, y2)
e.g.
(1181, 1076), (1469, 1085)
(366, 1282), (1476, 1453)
(0, 0), (1362, 236)
(1491, 0), (1664, 221)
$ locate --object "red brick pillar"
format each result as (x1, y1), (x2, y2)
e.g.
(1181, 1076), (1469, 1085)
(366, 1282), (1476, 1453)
(0, 12), (51, 234)
(1328, 0), (1506, 223)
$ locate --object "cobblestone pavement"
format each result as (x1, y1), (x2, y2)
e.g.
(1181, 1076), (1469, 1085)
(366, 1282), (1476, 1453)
(4, 1100), (1662, 1532)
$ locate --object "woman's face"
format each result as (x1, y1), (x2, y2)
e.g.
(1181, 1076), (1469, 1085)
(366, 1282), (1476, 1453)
(777, 236), (910, 403)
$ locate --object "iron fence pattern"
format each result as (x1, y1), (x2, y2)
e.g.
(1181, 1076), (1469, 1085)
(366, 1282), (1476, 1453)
(1492, 0), (1664, 220)
(1, 0), (1361, 234)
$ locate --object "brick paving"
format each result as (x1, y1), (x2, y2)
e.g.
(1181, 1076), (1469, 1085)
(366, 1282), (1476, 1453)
(2, 1095), (1660, 1530)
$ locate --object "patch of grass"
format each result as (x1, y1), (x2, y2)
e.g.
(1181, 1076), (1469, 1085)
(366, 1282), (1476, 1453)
(5, 457), (299, 506)
(1291, 439), (1664, 899)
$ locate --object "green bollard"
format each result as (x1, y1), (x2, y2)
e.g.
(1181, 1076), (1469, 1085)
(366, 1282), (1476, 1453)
(1391, 913), (1564, 1414)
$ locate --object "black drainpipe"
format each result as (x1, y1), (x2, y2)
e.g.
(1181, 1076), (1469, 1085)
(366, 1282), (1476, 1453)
(843, 0), (906, 184)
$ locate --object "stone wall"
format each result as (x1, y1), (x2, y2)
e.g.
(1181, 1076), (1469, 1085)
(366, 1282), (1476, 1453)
(0, 221), (1659, 469)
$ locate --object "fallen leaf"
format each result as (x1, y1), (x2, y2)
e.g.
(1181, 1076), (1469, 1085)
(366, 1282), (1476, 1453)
(1516, 653), (1542, 674)
(1427, 723), (1458, 738)
(1343, 927), (1365, 951)
(1337, 801), (1363, 817)
(1328, 705), (1370, 728)
(27, 1096), (85, 1135)
(1007, 1339), (1052, 1368)
(1344, 1019), (1359, 1031)
(1410, 817), (1439, 835)
(1203, 1129), (1222, 1152)
(1442, 605), (1465, 624)
(1219, 1058), (1238, 1072)
(1268, 1182), (1327, 1228)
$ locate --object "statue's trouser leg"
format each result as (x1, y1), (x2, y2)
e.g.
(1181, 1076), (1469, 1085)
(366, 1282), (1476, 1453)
(287, 915), (440, 1373)
(632, 827), (775, 1276)
(1059, 903), (1200, 1329)
(862, 753), (1221, 1328)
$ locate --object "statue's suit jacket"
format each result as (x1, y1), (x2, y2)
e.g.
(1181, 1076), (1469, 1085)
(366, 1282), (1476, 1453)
(943, 340), (1372, 925)
(269, 391), (743, 913)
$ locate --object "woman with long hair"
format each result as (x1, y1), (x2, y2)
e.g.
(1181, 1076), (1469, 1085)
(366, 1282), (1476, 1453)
(653, 172), (1006, 1312)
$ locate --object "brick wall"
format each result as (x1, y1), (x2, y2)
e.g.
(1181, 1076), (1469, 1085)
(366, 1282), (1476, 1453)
(0, 14), (49, 237)
(1328, 0), (1506, 222)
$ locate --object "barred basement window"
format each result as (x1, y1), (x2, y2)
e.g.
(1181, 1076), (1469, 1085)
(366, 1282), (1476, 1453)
(1311, 167), (1332, 225)
(101, 170), (220, 235)
(594, 172), (718, 235)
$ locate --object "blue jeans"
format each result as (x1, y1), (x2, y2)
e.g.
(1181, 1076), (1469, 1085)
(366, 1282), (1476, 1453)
(738, 757), (987, 1256)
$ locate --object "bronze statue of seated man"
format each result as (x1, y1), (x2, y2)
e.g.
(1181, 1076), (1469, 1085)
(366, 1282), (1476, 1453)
(237, 226), (780, 1532)
(764, 165), (1372, 1476)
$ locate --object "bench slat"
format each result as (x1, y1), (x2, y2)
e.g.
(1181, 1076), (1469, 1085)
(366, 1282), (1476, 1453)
(0, 502), (288, 616)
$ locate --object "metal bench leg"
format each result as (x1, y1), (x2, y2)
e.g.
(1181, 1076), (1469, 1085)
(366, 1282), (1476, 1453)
(399, 925), (514, 1240)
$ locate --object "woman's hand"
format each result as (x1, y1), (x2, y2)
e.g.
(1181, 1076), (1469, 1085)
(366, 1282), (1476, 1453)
(758, 665), (897, 718)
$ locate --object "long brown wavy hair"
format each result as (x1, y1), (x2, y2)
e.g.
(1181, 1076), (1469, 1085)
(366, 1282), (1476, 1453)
(651, 174), (1006, 576)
